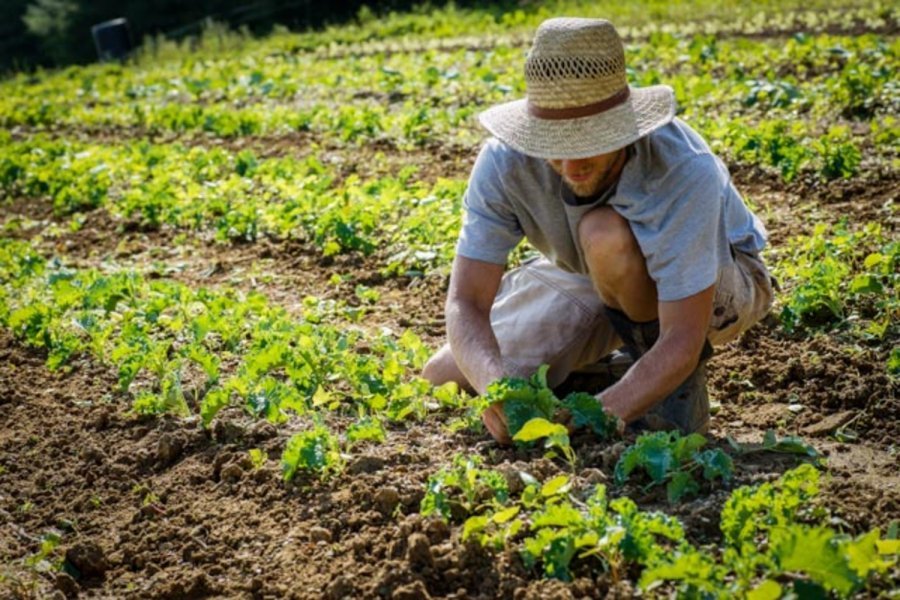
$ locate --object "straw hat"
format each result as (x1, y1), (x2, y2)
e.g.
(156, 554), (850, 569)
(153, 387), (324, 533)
(479, 18), (676, 160)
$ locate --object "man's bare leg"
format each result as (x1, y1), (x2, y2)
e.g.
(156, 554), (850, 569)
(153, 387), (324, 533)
(422, 344), (474, 392)
(578, 205), (711, 433)
(577, 206), (658, 320)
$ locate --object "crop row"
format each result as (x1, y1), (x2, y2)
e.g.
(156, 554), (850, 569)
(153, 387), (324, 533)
(300, 6), (898, 61)
(0, 237), (470, 435)
(3, 237), (895, 598)
(132, 2), (899, 64)
(2, 28), (897, 183)
(3, 33), (895, 155)
(2, 132), (896, 367)
(5, 31), (895, 111)
(771, 220), (899, 373)
(0, 134), (465, 276)
(418, 456), (898, 597)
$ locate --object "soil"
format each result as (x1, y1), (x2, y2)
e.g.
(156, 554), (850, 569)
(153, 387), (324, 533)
(2, 106), (899, 600)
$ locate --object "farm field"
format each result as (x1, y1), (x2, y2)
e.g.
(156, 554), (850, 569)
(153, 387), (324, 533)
(0, 0), (898, 598)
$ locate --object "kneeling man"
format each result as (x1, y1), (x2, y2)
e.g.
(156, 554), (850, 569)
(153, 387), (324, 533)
(423, 18), (774, 444)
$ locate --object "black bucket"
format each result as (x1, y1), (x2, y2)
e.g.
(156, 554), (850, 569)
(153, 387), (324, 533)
(91, 18), (132, 62)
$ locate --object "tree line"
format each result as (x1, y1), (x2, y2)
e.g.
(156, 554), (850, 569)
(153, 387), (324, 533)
(0, 0), (507, 74)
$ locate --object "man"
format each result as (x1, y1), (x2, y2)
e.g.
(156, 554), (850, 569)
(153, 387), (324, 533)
(422, 18), (773, 444)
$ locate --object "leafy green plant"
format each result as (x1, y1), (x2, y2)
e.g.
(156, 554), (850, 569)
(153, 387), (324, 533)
(420, 454), (509, 522)
(485, 365), (618, 441)
(775, 221), (898, 356)
(281, 424), (342, 482)
(248, 448), (268, 469)
(614, 431), (734, 503)
(443, 462), (897, 593)
(346, 416), (386, 446)
(727, 429), (820, 461)
(513, 418), (577, 469)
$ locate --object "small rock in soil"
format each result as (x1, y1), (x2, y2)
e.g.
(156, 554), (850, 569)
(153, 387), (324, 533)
(65, 541), (109, 578)
(309, 526), (332, 543)
(423, 518), (450, 544)
(92, 409), (111, 431)
(326, 575), (355, 599)
(54, 572), (79, 597)
(375, 486), (401, 515)
(249, 420), (278, 441)
(212, 419), (246, 443)
(156, 433), (183, 465)
(392, 580), (431, 600)
(80, 444), (107, 465)
(406, 533), (433, 568)
(348, 455), (385, 474)
(802, 410), (856, 436)
(220, 463), (244, 482)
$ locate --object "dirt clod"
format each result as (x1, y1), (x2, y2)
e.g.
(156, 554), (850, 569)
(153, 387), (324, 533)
(310, 526), (333, 543)
(348, 454), (385, 474)
(326, 574), (356, 599)
(53, 572), (79, 597)
(220, 463), (244, 482)
(406, 533), (433, 568)
(802, 410), (856, 436)
(375, 486), (401, 515)
(65, 540), (109, 578)
(392, 580), (432, 600)
(157, 433), (183, 465)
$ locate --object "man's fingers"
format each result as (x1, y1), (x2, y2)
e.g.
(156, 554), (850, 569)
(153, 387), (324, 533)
(482, 405), (512, 445)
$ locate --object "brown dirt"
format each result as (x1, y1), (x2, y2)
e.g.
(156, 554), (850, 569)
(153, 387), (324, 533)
(1, 320), (897, 599)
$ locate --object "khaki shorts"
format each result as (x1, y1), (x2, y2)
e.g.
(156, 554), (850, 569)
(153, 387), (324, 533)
(490, 252), (774, 387)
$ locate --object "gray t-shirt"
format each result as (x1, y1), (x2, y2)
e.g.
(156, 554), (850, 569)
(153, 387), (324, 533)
(455, 118), (767, 301)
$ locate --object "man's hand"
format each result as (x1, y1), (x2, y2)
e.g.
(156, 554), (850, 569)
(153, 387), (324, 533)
(482, 402), (512, 445)
(599, 285), (715, 425)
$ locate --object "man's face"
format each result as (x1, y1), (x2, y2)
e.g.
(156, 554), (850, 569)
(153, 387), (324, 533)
(547, 149), (625, 198)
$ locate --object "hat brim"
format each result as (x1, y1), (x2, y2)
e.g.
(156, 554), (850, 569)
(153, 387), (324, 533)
(478, 85), (676, 160)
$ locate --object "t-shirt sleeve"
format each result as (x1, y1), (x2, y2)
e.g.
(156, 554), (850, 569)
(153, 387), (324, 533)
(629, 155), (731, 302)
(455, 142), (524, 265)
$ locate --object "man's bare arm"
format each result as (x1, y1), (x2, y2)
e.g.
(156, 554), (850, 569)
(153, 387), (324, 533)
(600, 284), (715, 424)
(445, 255), (512, 443)
(445, 255), (506, 394)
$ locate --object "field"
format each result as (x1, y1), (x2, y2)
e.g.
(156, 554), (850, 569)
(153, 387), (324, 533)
(0, 1), (898, 598)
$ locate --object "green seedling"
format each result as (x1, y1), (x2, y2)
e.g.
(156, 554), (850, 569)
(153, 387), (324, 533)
(615, 431), (734, 503)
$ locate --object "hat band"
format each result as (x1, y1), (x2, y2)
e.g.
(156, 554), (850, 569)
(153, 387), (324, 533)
(527, 87), (630, 120)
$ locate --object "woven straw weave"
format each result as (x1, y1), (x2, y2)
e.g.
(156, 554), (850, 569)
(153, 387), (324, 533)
(479, 18), (676, 159)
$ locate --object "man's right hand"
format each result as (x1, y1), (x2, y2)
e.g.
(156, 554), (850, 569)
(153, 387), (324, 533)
(481, 402), (512, 445)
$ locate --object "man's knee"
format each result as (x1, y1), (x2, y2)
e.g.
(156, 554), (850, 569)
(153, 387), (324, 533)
(577, 207), (641, 264)
(421, 345), (472, 391)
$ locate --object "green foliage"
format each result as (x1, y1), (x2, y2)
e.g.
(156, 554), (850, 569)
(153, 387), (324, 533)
(614, 431), (734, 503)
(559, 392), (619, 438)
(513, 418), (577, 469)
(248, 448), (268, 469)
(0, 239), (437, 429)
(487, 365), (558, 438)
(774, 221), (898, 362)
(346, 417), (386, 446)
(727, 429), (820, 461)
(485, 364), (616, 446)
(281, 424), (342, 482)
(420, 454), (509, 522)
